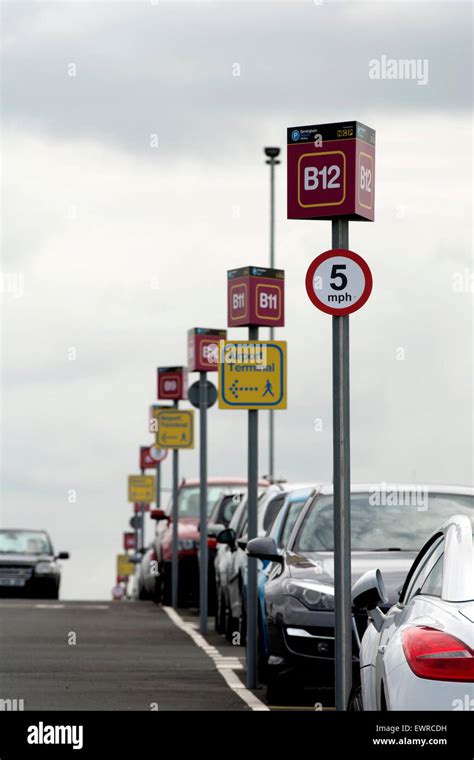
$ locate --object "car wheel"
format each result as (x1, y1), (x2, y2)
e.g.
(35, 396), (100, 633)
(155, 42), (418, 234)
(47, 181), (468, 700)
(151, 575), (160, 604)
(138, 585), (149, 601)
(215, 590), (226, 634)
(208, 569), (217, 617)
(348, 685), (363, 711)
(161, 564), (172, 606)
(43, 587), (59, 600)
(257, 614), (267, 683)
(239, 603), (247, 647)
(266, 676), (293, 706)
(225, 602), (239, 643)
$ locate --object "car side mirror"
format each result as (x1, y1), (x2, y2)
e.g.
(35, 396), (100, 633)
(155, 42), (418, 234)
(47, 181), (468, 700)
(351, 569), (388, 632)
(246, 536), (282, 563)
(150, 509), (168, 521)
(57, 552), (69, 560)
(216, 528), (236, 547)
(208, 523), (225, 538)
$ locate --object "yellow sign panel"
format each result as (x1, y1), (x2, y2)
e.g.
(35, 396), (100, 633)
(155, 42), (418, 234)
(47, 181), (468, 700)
(117, 554), (134, 577)
(155, 409), (194, 449)
(218, 341), (287, 410)
(128, 475), (155, 502)
(149, 404), (169, 434)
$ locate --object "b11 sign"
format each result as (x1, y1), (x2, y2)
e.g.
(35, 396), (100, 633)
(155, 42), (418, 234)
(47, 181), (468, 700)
(287, 121), (375, 221)
(227, 266), (285, 327)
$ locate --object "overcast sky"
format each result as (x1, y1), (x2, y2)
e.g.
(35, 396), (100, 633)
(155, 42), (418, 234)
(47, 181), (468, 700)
(1, 0), (472, 599)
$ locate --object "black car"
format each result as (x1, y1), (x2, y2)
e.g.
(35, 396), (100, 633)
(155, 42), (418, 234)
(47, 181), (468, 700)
(247, 484), (474, 704)
(0, 529), (69, 599)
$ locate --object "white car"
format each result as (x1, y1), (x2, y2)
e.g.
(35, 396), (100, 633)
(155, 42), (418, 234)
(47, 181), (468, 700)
(352, 513), (474, 710)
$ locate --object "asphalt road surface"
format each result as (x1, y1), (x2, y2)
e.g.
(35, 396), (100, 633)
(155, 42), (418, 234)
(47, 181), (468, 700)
(0, 600), (251, 711)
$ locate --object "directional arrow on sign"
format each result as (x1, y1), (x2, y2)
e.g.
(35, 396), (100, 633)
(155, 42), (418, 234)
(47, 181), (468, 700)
(229, 380), (259, 399)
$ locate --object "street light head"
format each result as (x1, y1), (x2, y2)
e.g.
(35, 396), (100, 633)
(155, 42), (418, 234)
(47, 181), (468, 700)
(264, 146), (281, 159)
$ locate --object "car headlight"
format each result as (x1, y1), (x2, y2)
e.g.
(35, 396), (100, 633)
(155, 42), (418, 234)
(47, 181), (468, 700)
(178, 539), (196, 551)
(284, 580), (334, 611)
(35, 561), (58, 575)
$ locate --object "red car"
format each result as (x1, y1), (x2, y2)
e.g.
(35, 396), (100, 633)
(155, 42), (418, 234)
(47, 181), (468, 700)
(152, 477), (268, 607)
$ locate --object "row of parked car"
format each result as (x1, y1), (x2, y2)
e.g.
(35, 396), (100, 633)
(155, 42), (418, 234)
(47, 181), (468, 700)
(134, 478), (474, 709)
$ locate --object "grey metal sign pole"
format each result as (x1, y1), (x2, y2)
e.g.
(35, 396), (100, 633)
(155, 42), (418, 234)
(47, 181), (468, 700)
(156, 460), (161, 510)
(140, 504), (145, 549)
(134, 517), (139, 557)
(265, 147), (280, 482)
(139, 468), (145, 551)
(199, 371), (208, 634)
(246, 325), (259, 689)
(332, 217), (352, 711)
(171, 400), (179, 609)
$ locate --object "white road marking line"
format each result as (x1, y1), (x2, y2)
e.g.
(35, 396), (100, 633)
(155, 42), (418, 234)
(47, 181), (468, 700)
(82, 605), (110, 610)
(0, 601), (110, 610)
(35, 604), (65, 609)
(163, 606), (269, 712)
(33, 604), (110, 610)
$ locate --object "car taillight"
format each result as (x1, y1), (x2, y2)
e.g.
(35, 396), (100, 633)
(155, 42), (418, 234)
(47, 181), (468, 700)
(402, 626), (474, 682)
(208, 538), (217, 550)
(150, 550), (157, 562)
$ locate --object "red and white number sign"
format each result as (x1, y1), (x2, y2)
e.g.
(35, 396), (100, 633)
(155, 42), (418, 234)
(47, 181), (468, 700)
(305, 249), (373, 316)
(287, 121), (375, 221)
(123, 532), (136, 551)
(157, 367), (187, 400)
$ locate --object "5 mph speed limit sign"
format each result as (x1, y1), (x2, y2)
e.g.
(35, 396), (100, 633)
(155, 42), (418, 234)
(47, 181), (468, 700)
(305, 248), (372, 316)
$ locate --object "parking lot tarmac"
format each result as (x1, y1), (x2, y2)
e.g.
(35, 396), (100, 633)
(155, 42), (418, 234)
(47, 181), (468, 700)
(0, 600), (250, 711)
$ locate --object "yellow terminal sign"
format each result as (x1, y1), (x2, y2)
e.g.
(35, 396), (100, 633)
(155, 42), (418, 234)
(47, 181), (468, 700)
(155, 409), (194, 449)
(218, 340), (287, 410)
(116, 554), (135, 578)
(128, 475), (155, 503)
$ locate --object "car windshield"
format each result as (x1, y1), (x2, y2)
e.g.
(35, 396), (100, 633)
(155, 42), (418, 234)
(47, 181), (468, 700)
(177, 485), (246, 518)
(0, 530), (52, 555)
(294, 492), (474, 552)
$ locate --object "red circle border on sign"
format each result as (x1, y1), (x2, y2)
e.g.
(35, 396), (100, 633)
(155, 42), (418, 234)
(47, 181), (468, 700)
(150, 447), (168, 463)
(305, 248), (373, 316)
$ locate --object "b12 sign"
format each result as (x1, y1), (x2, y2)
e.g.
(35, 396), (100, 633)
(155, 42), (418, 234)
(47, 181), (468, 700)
(305, 249), (373, 316)
(288, 121), (375, 221)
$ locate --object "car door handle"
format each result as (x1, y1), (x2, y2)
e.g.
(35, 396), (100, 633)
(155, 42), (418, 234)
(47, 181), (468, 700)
(378, 645), (386, 654)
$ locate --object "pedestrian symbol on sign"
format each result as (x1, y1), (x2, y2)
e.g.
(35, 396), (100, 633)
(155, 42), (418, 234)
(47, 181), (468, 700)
(262, 380), (275, 398)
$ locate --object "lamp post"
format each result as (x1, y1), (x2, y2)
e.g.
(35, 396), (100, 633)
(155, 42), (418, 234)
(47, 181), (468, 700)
(264, 146), (281, 483)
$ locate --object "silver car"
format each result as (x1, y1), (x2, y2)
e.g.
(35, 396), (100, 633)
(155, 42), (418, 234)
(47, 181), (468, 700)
(353, 501), (474, 710)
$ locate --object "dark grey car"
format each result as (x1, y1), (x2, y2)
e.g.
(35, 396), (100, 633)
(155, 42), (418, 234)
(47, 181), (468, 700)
(0, 529), (69, 599)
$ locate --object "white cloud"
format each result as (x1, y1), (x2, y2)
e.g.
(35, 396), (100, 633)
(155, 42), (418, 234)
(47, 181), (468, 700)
(1, 2), (472, 599)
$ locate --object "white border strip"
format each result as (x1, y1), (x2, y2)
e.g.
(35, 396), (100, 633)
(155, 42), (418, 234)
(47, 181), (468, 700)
(163, 606), (269, 711)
